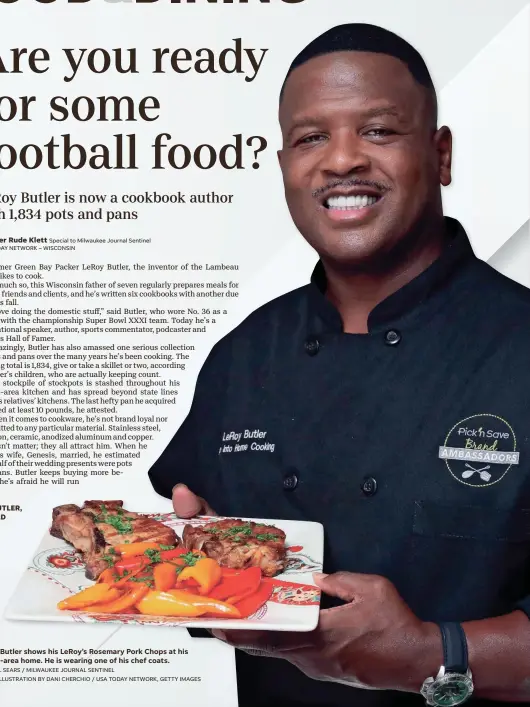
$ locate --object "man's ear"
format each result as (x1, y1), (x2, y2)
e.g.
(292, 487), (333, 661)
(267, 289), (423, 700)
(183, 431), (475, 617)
(435, 126), (452, 187)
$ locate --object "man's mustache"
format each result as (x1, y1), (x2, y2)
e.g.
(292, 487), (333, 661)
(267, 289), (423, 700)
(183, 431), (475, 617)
(312, 178), (391, 199)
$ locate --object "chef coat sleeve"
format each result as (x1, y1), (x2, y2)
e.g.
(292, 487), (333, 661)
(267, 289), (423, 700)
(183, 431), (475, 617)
(147, 340), (226, 501)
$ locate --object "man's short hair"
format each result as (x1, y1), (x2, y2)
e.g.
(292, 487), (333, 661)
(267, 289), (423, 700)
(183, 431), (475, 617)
(280, 23), (437, 122)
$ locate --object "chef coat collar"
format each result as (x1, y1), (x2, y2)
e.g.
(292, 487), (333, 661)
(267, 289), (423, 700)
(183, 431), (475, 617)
(308, 217), (476, 333)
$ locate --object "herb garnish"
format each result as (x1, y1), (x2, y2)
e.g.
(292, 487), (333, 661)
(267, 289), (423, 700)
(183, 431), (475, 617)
(179, 551), (203, 567)
(204, 522), (279, 542)
(95, 505), (133, 534)
(256, 533), (279, 541)
(159, 545), (175, 551)
(144, 548), (162, 564)
(220, 523), (253, 540)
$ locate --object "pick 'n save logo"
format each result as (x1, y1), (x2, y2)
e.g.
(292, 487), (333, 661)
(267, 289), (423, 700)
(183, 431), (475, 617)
(439, 414), (519, 487)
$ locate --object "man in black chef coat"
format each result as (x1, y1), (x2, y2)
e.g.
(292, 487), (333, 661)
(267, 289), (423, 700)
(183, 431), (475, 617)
(148, 23), (530, 707)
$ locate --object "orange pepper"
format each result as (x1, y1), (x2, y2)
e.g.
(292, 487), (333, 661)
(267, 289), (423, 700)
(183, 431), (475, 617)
(180, 585), (199, 594)
(153, 562), (178, 592)
(113, 542), (160, 557)
(58, 583), (117, 610)
(176, 558), (222, 595)
(97, 568), (118, 585)
(136, 590), (209, 617)
(78, 588), (123, 610)
(88, 583), (150, 614)
(167, 590), (241, 618)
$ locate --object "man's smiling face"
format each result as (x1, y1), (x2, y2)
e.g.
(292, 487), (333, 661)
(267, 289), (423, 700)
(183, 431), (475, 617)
(278, 51), (452, 269)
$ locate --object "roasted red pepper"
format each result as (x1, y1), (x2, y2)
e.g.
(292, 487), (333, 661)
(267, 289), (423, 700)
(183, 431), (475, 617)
(226, 587), (259, 605)
(112, 557), (153, 587)
(220, 568), (241, 577)
(208, 566), (262, 601)
(168, 590), (241, 618)
(114, 555), (151, 575)
(232, 579), (274, 619)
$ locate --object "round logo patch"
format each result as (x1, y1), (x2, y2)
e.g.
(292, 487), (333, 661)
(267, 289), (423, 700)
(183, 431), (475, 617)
(439, 414), (519, 487)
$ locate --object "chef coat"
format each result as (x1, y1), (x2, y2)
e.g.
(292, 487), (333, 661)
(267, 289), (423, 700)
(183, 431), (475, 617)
(148, 217), (530, 707)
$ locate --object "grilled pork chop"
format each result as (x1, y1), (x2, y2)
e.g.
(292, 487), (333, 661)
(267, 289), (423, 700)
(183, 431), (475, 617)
(51, 500), (178, 580)
(182, 518), (287, 577)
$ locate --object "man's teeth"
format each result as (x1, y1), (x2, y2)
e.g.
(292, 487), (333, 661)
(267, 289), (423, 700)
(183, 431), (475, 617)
(326, 195), (378, 209)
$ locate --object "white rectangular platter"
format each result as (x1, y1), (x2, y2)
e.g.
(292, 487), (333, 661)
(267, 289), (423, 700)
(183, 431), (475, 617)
(4, 513), (324, 632)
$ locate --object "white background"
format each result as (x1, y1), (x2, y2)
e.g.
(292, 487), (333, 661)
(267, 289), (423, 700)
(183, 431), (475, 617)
(0, 1), (528, 705)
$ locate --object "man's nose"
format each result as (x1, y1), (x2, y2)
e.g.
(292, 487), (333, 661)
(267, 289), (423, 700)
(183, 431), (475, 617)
(320, 131), (370, 176)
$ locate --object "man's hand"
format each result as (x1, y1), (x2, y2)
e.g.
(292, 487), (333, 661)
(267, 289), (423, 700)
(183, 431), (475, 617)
(171, 483), (217, 518)
(212, 571), (442, 692)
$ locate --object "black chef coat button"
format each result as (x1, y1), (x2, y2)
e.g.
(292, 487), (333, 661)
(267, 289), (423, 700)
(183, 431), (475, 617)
(384, 330), (401, 346)
(304, 337), (320, 356)
(283, 473), (298, 491)
(361, 476), (377, 496)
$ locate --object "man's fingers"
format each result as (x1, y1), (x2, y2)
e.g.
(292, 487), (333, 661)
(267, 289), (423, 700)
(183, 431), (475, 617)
(314, 570), (396, 605)
(211, 628), (316, 654)
(313, 571), (362, 603)
(171, 484), (217, 518)
(211, 629), (280, 655)
(172, 484), (201, 518)
(200, 497), (217, 516)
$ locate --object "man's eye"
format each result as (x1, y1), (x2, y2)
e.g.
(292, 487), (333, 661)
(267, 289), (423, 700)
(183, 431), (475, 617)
(365, 129), (395, 138)
(296, 134), (325, 146)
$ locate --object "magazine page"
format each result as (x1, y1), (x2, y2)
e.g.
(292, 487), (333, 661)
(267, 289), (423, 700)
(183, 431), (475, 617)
(0, 1), (529, 706)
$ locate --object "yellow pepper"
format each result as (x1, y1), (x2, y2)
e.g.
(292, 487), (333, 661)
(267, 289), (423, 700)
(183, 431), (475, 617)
(58, 583), (117, 610)
(176, 558), (222, 595)
(78, 588), (123, 611)
(136, 590), (209, 617)
(88, 583), (150, 614)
